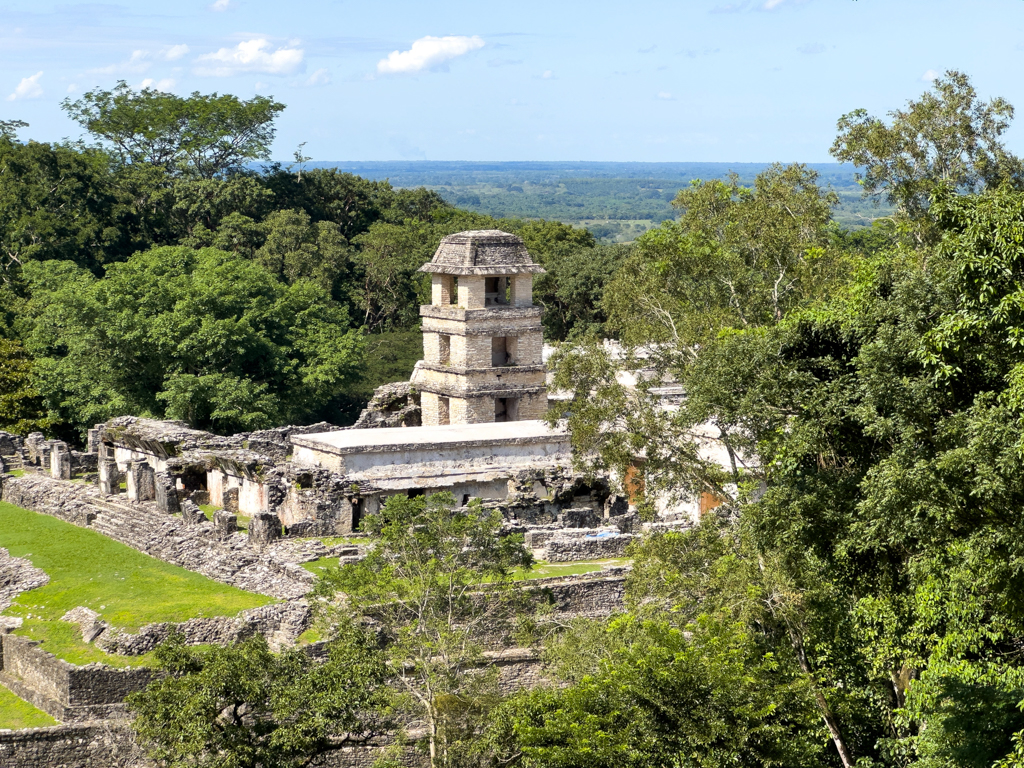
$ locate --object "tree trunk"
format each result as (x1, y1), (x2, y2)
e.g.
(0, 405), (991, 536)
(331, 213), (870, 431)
(788, 625), (856, 768)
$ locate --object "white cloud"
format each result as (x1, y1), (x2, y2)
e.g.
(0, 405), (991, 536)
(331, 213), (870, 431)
(66, 83), (78, 93)
(763, 0), (786, 8)
(377, 35), (484, 75)
(8, 72), (43, 101)
(195, 39), (304, 76)
(657, 91), (674, 100)
(922, 68), (940, 82)
(162, 44), (189, 61)
(541, 69), (553, 79)
(140, 78), (176, 91)
(303, 68), (331, 86)
(92, 49), (150, 75)
(210, 0), (232, 10)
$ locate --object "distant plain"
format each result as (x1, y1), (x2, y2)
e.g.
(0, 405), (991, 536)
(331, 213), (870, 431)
(305, 161), (890, 241)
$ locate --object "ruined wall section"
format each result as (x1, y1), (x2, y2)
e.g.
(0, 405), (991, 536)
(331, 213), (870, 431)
(0, 634), (154, 722)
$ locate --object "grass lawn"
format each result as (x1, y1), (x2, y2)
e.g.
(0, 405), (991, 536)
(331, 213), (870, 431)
(302, 556), (629, 580)
(0, 683), (56, 730)
(514, 559), (630, 580)
(0, 502), (274, 667)
(199, 504), (249, 531)
(5, 469), (25, 478)
(301, 556), (337, 576)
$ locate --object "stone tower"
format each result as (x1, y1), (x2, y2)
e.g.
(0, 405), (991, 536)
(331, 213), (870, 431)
(413, 230), (547, 426)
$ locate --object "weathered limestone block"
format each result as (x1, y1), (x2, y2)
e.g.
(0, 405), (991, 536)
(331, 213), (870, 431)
(180, 500), (205, 526)
(154, 471), (180, 514)
(49, 442), (72, 481)
(60, 606), (107, 643)
(560, 507), (602, 529)
(223, 486), (239, 513)
(213, 509), (238, 535)
(511, 274), (533, 307)
(97, 458), (120, 495)
(24, 432), (45, 465)
(86, 428), (100, 454)
(248, 512), (281, 550)
(0, 430), (22, 456)
(0, 456), (6, 475)
(190, 489), (211, 506)
(604, 493), (629, 518)
(126, 460), (155, 501)
(457, 275), (486, 309)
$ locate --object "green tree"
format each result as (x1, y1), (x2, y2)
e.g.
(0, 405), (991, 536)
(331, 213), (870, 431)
(313, 492), (533, 768)
(487, 613), (823, 768)
(63, 81), (285, 178)
(0, 338), (49, 434)
(0, 135), (130, 278)
(129, 627), (391, 768)
(831, 70), (1024, 244)
(603, 163), (840, 348)
(21, 247), (364, 435)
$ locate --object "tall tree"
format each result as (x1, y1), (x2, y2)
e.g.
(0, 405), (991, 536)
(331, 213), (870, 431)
(313, 492), (532, 768)
(831, 70), (1024, 243)
(63, 81), (285, 178)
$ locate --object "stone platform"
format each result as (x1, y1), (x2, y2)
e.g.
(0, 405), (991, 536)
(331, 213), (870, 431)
(291, 420), (571, 498)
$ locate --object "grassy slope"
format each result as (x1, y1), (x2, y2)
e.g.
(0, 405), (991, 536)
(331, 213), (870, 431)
(0, 502), (273, 666)
(0, 684), (56, 730)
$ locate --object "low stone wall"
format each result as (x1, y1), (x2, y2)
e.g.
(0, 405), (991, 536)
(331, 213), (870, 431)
(525, 570), (627, 617)
(544, 534), (633, 563)
(0, 475), (96, 527)
(0, 635), (153, 722)
(0, 548), (48, 613)
(0, 722), (140, 768)
(96, 601), (310, 655)
(0, 722), (427, 768)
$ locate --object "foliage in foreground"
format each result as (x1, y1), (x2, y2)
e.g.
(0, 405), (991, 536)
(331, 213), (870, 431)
(129, 628), (391, 768)
(313, 493), (533, 768)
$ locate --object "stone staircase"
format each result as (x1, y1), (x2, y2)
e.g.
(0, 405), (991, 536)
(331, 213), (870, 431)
(1, 453), (24, 472)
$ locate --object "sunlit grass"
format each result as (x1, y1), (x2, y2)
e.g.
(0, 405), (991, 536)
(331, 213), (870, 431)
(0, 501), (273, 666)
(0, 683), (57, 730)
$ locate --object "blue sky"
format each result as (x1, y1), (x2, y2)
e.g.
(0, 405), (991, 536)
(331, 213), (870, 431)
(2, 0), (1023, 162)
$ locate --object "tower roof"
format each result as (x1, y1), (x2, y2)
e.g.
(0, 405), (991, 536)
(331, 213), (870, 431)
(419, 230), (546, 276)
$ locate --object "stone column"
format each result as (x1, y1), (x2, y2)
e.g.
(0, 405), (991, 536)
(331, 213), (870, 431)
(154, 472), (180, 514)
(214, 509), (238, 536)
(98, 459), (119, 495)
(126, 461), (155, 502)
(181, 500), (205, 525)
(248, 512), (281, 550)
(24, 433), (45, 466)
(86, 429), (100, 454)
(50, 441), (71, 480)
(223, 487), (239, 513)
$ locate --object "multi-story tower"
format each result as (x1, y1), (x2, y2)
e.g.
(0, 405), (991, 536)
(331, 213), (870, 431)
(412, 230), (547, 426)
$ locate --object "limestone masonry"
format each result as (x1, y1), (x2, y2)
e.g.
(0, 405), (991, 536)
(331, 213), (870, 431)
(413, 230), (547, 425)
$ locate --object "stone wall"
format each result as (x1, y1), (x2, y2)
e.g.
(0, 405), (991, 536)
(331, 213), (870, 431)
(0, 634), (154, 722)
(0, 722), (429, 768)
(544, 534), (633, 563)
(0, 548), (49, 613)
(94, 601), (310, 656)
(525, 570), (627, 618)
(0, 722), (142, 768)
